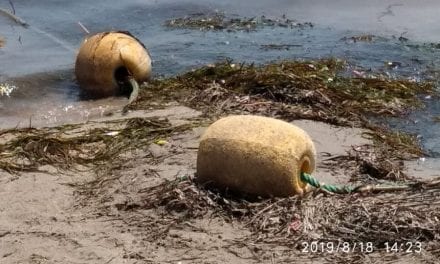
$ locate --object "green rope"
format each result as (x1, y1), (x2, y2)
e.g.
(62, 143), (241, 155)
(301, 172), (417, 194)
(300, 172), (354, 194)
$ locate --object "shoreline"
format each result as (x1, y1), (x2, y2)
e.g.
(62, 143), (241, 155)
(1, 102), (439, 263)
(1, 58), (440, 263)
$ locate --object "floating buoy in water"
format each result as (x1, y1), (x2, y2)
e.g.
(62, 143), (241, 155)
(197, 115), (316, 197)
(75, 31), (151, 101)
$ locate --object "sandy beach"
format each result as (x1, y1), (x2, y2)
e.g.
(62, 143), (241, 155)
(1, 98), (439, 263)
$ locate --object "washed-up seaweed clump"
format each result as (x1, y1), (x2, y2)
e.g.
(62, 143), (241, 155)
(341, 34), (386, 43)
(133, 59), (434, 120)
(115, 176), (440, 262)
(130, 59), (434, 157)
(0, 36), (4, 47)
(260, 43), (302, 51)
(0, 118), (192, 173)
(165, 13), (313, 31)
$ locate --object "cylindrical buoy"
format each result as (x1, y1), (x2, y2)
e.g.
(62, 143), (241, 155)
(75, 31), (151, 98)
(197, 115), (316, 197)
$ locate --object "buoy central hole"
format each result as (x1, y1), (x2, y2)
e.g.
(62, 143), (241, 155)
(301, 159), (311, 174)
(299, 159), (311, 188)
(114, 66), (132, 96)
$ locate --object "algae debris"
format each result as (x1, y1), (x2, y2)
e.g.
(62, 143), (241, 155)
(132, 58), (434, 123)
(0, 118), (192, 173)
(130, 58), (434, 158)
(165, 13), (313, 32)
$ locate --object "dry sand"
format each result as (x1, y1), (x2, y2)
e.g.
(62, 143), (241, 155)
(0, 104), (436, 263)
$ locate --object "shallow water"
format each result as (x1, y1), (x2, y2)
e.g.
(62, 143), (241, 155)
(1, 0), (440, 169)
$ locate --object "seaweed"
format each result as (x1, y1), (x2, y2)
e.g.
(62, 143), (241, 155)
(0, 118), (193, 172)
(133, 59), (433, 119)
(130, 58), (434, 158)
(0, 36), (4, 47)
(3, 58), (428, 175)
(341, 34), (385, 43)
(164, 13), (313, 32)
(115, 176), (440, 262)
(260, 43), (302, 51)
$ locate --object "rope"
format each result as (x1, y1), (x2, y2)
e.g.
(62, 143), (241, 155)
(300, 172), (354, 194)
(0, 8), (76, 53)
(300, 172), (425, 194)
(0, 7), (28, 27)
(127, 77), (139, 104)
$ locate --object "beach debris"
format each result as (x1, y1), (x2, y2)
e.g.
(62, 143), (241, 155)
(165, 13), (313, 32)
(429, 43), (440, 49)
(104, 131), (120, 136)
(404, 42), (440, 53)
(385, 61), (402, 69)
(0, 83), (16, 97)
(341, 34), (380, 43)
(77, 21), (90, 34)
(260, 43), (302, 51)
(351, 69), (366, 77)
(197, 115), (316, 197)
(398, 36), (409, 42)
(154, 139), (168, 146)
(132, 58), (433, 124)
(129, 174), (440, 262)
(75, 31), (151, 101)
(0, 7), (28, 27)
(128, 58), (434, 161)
(432, 116), (440, 123)
(0, 117), (191, 173)
(0, 36), (4, 48)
